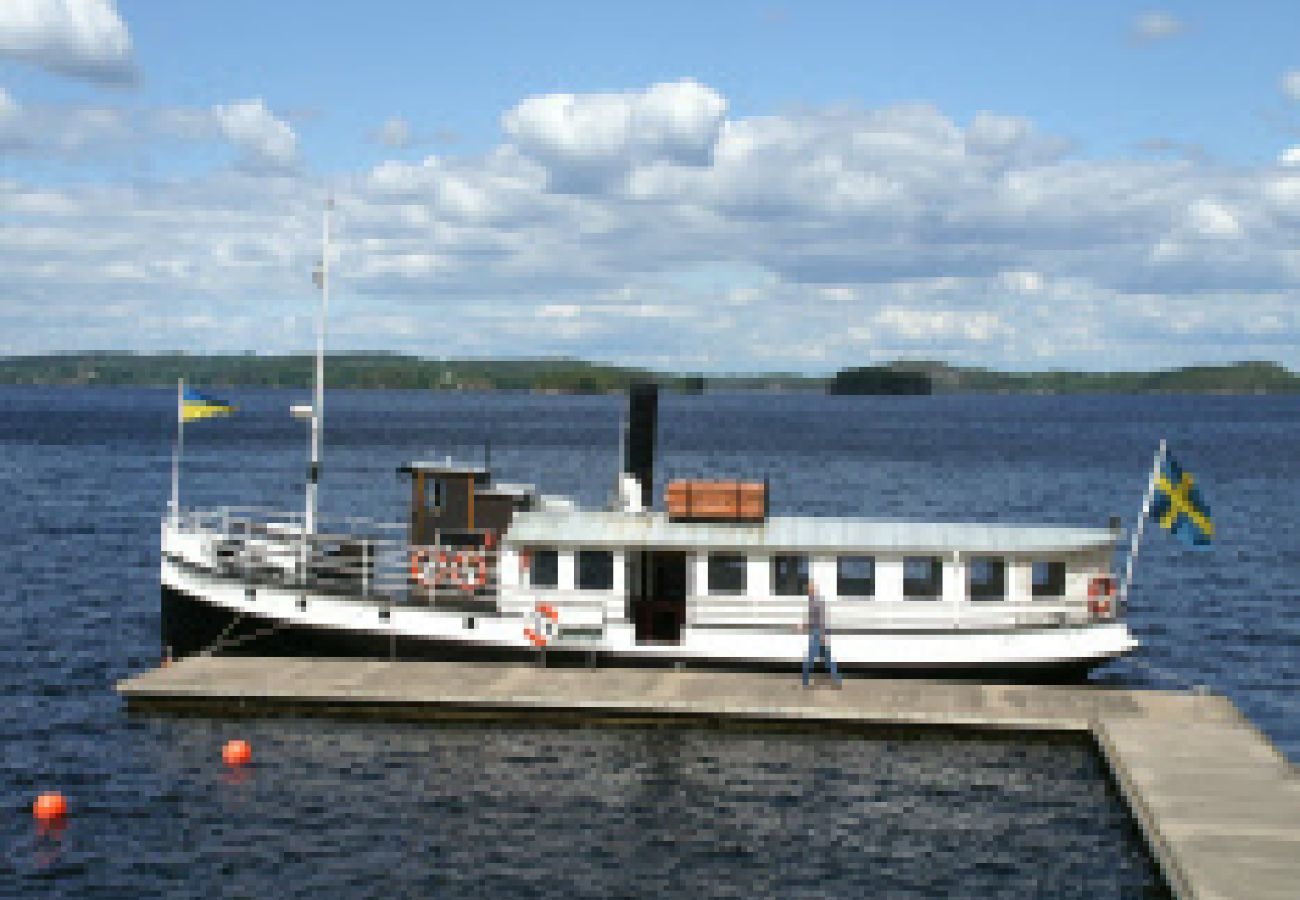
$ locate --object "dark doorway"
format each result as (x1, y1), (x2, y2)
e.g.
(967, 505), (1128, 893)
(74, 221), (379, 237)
(630, 550), (687, 644)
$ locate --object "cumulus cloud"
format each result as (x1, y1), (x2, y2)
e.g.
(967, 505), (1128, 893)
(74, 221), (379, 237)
(6, 79), (1300, 370)
(0, 86), (130, 154)
(1185, 198), (1242, 238)
(375, 116), (412, 149)
(1133, 11), (1186, 42)
(502, 79), (726, 191)
(159, 98), (298, 170)
(0, 0), (134, 83)
(213, 100), (298, 169)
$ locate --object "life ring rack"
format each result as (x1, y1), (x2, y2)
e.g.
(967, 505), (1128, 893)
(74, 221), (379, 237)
(410, 548), (432, 587)
(410, 548), (490, 593)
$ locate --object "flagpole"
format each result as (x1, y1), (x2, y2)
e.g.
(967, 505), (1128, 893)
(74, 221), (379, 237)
(1119, 438), (1167, 609)
(170, 377), (183, 520)
(307, 196), (330, 538)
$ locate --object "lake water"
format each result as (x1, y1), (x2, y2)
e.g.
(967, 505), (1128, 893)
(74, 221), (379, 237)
(5, 386), (1296, 897)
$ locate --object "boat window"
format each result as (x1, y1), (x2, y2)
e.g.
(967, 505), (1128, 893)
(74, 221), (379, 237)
(771, 554), (809, 596)
(1032, 560), (1066, 598)
(529, 549), (558, 589)
(708, 553), (746, 594)
(903, 556), (942, 600)
(577, 550), (614, 590)
(421, 476), (443, 513)
(968, 556), (1006, 601)
(837, 556), (875, 598)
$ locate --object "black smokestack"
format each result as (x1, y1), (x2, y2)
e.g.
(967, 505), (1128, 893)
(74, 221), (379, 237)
(625, 382), (658, 509)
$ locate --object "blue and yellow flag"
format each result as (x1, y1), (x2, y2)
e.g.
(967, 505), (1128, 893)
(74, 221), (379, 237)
(181, 386), (235, 422)
(1150, 451), (1213, 547)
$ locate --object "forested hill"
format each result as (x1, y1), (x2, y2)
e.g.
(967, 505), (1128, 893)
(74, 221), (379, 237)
(0, 354), (1295, 394)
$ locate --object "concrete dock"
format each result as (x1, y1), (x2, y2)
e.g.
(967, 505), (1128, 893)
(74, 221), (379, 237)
(118, 656), (1299, 900)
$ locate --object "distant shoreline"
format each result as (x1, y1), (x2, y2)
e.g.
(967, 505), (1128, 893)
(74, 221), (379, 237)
(0, 354), (1295, 395)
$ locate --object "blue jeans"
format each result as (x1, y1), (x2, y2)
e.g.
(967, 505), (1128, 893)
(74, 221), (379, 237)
(802, 626), (841, 686)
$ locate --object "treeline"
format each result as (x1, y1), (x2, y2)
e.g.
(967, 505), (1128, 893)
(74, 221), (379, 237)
(878, 360), (1300, 394)
(0, 354), (690, 393)
(0, 354), (1295, 394)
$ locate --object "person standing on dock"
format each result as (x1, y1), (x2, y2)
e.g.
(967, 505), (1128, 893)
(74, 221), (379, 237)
(802, 580), (841, 688)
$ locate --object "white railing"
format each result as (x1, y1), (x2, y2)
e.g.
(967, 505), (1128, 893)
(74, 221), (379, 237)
(165, 507), (501, 607)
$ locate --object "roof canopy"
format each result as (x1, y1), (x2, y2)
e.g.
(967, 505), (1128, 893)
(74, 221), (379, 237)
(507, 510), (1118, 554)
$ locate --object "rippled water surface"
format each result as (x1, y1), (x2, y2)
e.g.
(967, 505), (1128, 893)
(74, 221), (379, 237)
(5, 386), (1297, 897)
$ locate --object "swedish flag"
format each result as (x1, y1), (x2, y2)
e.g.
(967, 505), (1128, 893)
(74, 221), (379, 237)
(181, 386), (235, 422)
(1150, 451), (1213, 547)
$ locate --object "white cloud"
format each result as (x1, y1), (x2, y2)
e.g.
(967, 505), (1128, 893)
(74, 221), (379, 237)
(212, 99), (298, 169)
(157, 99), (298, 169)
(7, 80), (1300, 369)
(0, 86), (130, 154)
(1279, 146), (1300, 166)
(1185, 198), (1242, 238)
(873, 307), (1008, 343)
(502, 79), (726, 191)
(1133, 11), (1186, 42)
(375, 116), (412, 149)
(1283, 70), (1300, 102)
(0, 0), (134, 83)
(0, 93), (301, 169)
(1000, 270), (1044, 293)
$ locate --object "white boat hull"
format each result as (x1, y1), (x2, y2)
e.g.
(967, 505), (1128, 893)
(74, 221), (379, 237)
(161, 558), (1138, 679)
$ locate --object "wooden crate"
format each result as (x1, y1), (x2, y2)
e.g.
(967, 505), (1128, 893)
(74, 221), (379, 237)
(665, 480), (766, 522)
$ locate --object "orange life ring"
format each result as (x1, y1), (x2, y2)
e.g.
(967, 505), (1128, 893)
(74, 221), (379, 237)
(1088, 576), (1115, 598)
(524, 603), (559, 647)
(1087, 576), (1115, 616)
(410, 549), (431, 586)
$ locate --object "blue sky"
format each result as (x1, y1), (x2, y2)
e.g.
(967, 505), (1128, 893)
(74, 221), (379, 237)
(4, 1), (1300, 372)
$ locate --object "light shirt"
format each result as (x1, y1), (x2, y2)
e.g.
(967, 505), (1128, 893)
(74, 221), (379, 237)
(807, 590), (826, 633)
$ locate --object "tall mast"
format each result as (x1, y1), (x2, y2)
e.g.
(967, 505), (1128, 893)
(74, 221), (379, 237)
(307, 196), (331, 535)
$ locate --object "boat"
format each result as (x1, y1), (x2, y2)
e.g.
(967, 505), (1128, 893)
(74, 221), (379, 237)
(159, 206), (1139, 680)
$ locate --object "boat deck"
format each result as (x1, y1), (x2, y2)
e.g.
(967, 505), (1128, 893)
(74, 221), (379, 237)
(117, 656), (1299, 899)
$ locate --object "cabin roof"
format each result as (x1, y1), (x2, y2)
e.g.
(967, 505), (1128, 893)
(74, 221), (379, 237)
(506, 510), (1119, 554)
(398, 461), (490, 481)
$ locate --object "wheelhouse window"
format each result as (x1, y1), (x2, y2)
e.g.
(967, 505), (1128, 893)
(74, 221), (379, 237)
(837, 555), (875, 598)
(577, 550), (613, 590)
(529, 549), (558, 588)
(903, 556), (942, 600)
(430, 478), (443, 511)
(1032, 561), (1066, 598)
(968, 556), (1006, 601)
(771, 554), (809, 596)
(708, 553), (746, 595)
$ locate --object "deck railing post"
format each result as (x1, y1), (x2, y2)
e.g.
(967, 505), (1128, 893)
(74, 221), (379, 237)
(362, 539), (370, 598)
(952, 551), (961, 630)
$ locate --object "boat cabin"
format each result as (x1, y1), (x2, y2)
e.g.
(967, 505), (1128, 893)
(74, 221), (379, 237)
(497, 508), (1122, 645)
(399, 460), (535, 547)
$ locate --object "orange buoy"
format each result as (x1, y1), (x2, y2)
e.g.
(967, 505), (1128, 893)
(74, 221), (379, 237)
(33, 792), (67, 822)
(222, 739), (252, 767)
